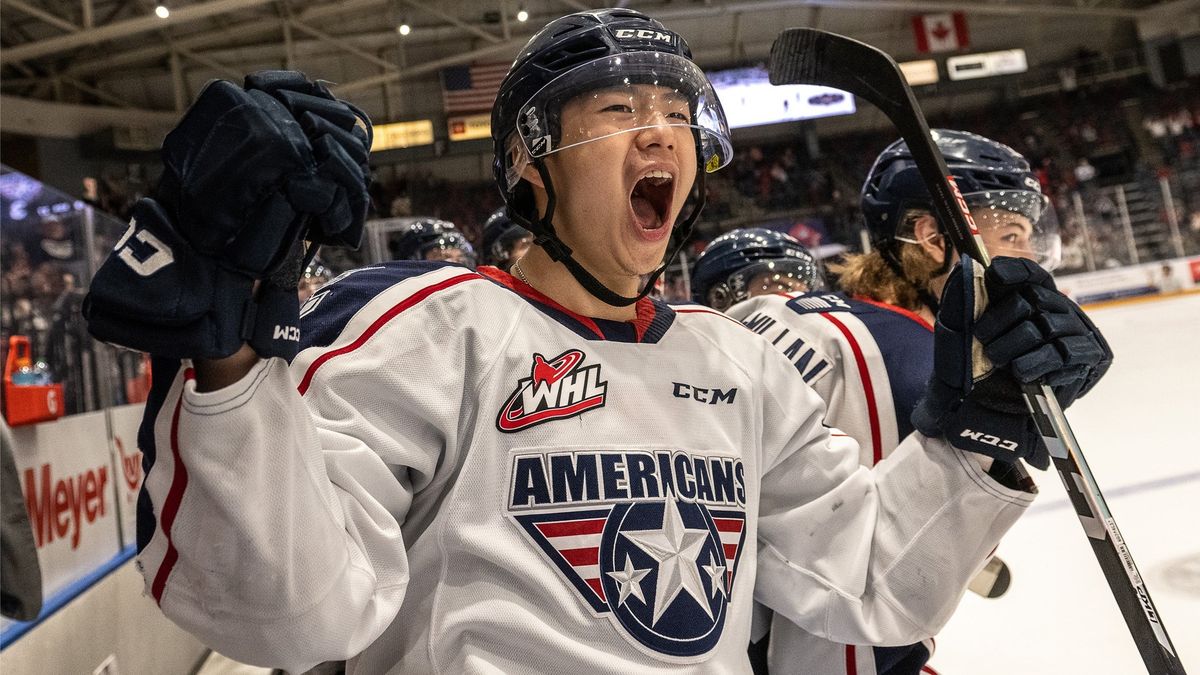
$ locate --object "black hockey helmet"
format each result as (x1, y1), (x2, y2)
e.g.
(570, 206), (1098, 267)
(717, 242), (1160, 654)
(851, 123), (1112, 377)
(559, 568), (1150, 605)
(481, 207), (532, 268)
(859, 129), (1060, 310)
(691, 228), (825, 310)
(861, 129), (1056, 262)
(389, 218), (477, 268)
(491, 9), (732, 306)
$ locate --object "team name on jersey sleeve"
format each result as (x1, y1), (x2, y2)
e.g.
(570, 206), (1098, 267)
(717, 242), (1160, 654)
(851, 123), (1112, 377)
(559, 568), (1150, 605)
(736, 296), (841, 386)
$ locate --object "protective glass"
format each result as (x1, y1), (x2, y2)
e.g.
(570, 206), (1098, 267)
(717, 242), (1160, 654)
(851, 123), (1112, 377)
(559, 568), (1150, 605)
(964, 190), (1061, 271)
(511, 52), (733, 188)
(706, 259), (824, 311)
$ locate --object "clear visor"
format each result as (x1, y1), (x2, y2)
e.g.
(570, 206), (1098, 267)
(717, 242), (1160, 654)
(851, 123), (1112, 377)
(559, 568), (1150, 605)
(510, 52), (733, 188)
(964, 190), (1062, 272)
(707, 259), (823, 311)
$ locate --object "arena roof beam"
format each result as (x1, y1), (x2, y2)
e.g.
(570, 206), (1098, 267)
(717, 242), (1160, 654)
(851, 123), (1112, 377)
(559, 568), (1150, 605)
(288, 19), (400, 73)
(59, 0), (386, 77)
(334, 38), (523, 95)
(65, 75), (135, 107)
(401, 0), (504, 44)
(0, 0), (280, 65)
(650, 0), (1142, 21)
(0, 0), (81, 34)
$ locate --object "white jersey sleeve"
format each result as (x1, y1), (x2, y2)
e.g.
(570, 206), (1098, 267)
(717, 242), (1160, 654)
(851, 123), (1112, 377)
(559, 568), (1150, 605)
(749, 333), (1032, 646)
(139, 264), (488, 672)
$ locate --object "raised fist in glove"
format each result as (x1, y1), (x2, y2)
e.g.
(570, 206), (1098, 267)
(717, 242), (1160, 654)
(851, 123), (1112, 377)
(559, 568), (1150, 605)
(913, 256), (1113, 469)
(83, 71), (372, 361)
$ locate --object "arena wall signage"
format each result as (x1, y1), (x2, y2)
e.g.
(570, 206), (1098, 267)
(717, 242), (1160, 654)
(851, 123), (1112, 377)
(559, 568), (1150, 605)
(370, 119), (435, 152)
(448, 113), (492, 142)
(107, 404), (146, 549)
(946, 49), (1028, 81)
(7, 411), (123, 600)
(899, 59), (939, 86)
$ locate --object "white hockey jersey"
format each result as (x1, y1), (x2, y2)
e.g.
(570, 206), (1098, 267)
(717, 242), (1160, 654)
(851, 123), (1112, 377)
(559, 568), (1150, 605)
(136, 263), (1031, 674)
(727, 291), (944, 675)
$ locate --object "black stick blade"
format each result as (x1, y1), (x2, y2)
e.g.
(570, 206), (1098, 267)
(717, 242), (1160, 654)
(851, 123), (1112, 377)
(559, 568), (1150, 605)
(768, 28), (908, 118)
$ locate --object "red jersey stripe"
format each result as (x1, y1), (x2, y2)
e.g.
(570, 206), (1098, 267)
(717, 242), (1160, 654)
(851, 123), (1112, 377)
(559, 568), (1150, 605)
(821, 313), (884, 465)
(151, 368), (195, 604)
(536, 518), (607, 538)
(297, 273), (481, 395)
(713, 518), (744, 532)
(559, 547), (600, 567)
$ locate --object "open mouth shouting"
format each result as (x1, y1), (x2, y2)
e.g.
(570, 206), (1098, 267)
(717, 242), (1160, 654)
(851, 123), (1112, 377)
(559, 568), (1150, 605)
(629, 168), (676, 241)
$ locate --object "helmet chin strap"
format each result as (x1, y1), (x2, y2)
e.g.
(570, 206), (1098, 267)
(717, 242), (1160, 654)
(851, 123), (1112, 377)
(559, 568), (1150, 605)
(521, 160), (706, 308)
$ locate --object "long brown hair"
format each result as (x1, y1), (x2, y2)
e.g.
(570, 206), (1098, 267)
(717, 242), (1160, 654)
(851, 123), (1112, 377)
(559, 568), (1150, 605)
(828, 211), (942, 312)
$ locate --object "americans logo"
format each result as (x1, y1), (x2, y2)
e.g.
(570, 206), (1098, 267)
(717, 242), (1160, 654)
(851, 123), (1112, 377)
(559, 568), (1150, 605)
(497, 349), (607, 432)
(509, 449), (748, 659)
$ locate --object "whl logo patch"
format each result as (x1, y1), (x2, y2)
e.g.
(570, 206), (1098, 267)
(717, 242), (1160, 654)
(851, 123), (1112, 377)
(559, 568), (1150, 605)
(497, 349), (607, 432)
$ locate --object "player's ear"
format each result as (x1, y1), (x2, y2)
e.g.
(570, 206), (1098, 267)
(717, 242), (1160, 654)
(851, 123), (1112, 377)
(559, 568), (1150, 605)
(913, 214), (946, 266)
(521, 163), (545, 190)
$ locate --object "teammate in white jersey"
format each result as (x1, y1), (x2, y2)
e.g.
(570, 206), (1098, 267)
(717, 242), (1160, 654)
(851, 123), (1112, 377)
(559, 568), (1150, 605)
(701, 131), (1105, 675)
(82, 13), (1111, 674)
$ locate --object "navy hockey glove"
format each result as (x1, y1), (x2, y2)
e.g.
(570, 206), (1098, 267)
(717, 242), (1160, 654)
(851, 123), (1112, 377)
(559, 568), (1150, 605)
(83, 200), (302, 359)
(83, 71), (370, 360)
(912, 256), (1112, 469)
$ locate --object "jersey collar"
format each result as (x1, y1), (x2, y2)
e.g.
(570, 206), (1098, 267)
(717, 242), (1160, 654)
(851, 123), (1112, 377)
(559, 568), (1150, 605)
(478, 266), (675, 343)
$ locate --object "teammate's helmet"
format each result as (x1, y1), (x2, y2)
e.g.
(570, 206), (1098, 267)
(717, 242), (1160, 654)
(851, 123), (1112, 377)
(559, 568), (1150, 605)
(389, 218), (477, 268)
(861, 129), (1060, 269)
(489, 9), (733, 305)
(691, 228), (825, 310)
(481, 207), (532, 268)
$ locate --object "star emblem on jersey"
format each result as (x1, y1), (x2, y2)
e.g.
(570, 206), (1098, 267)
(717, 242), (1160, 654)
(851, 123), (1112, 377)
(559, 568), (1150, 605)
(496, 349), (608, 432)
(622, 497), (713, 623)
(508, 449), (748, 659)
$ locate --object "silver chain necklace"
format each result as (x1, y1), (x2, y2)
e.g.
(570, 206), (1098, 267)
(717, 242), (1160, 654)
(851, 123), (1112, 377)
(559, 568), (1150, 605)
(513, 259), (530, 285)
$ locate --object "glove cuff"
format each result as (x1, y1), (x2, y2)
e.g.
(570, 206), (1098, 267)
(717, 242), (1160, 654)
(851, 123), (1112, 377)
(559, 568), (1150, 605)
(244, 284), (301, 360)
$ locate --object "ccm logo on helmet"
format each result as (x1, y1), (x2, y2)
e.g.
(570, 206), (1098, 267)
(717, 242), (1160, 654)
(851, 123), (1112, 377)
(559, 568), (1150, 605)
(613, 28), (674, 44)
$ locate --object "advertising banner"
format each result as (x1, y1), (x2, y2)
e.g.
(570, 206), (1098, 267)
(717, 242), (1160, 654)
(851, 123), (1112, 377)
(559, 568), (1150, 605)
(7, 411), (123, 600)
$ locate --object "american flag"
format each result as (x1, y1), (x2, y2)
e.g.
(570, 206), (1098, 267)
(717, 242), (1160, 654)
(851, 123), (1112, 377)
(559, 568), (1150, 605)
(440, 62), (510, 114)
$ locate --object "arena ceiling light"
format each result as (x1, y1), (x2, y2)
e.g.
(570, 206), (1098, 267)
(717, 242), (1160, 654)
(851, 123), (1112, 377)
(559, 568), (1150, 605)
(154, 4), (169, 19)
(397, 19), (411, 36)
(517, 7), (529, 22)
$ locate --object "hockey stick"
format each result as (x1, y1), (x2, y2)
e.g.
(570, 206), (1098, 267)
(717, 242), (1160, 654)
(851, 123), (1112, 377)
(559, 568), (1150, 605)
(767, 28), (1187, 675)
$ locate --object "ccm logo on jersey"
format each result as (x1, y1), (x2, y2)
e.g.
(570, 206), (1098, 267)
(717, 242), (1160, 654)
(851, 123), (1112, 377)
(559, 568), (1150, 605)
(497, 349), (607, 432)
(960, 429), (1019, 451)
(673, 382), (737, 405)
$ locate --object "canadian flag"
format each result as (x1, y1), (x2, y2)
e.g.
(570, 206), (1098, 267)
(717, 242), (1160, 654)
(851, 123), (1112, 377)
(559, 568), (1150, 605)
(912, 13), (969, 53)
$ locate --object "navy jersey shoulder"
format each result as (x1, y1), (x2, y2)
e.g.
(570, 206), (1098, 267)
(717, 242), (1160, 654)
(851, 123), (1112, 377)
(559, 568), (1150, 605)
(298, 260), (476, 352)
(844, 297), (933, 440)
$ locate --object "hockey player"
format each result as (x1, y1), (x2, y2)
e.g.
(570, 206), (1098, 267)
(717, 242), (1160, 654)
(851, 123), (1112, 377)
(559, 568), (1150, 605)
(82, 12), (1110, 674)
(704, 130), (1109, 675)
(388, 217), (477, 268)
(688, 228), (826, 310)
(480, 207), (534, 271)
